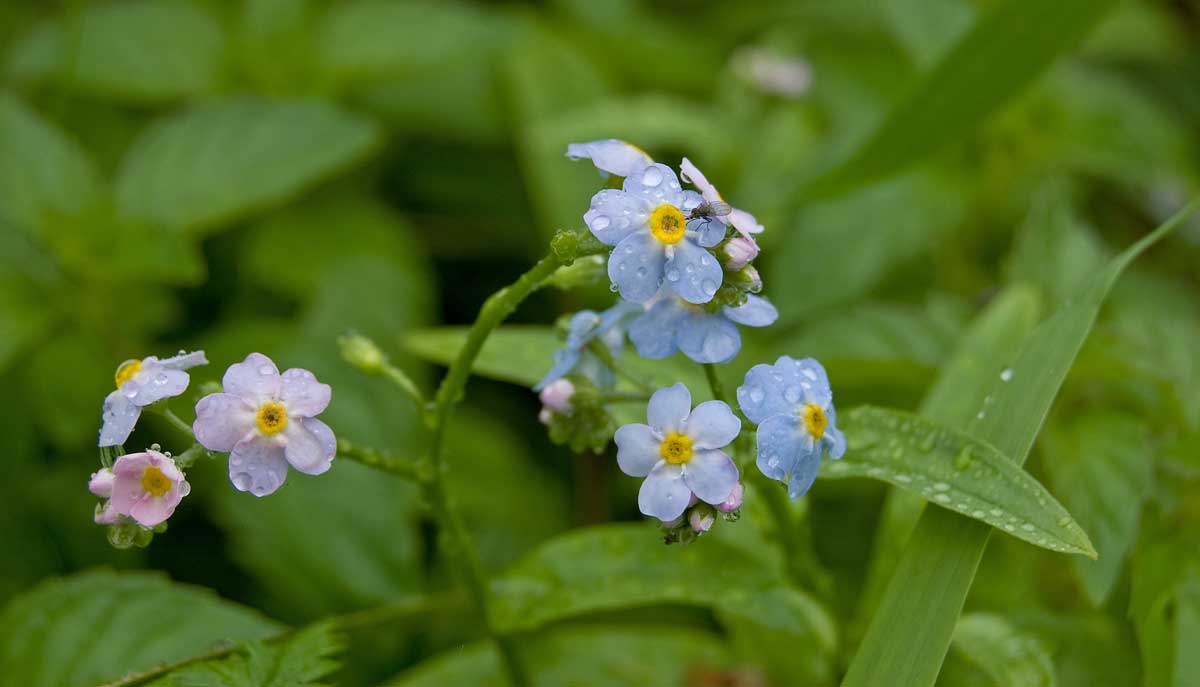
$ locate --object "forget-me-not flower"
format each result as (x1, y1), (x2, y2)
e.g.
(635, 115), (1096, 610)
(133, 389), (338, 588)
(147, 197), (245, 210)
(566, 139), (654, 178)
(99, 350), (208, 447)
(737, 356), (845, 500)
(584, 163), (726, 304)
(534, 303), (638, 391)
(102, 450), (190, 528)
(680, 158), (764, 243)
(628, 292), (778, 364)
(614, 383), (741, 522)
(193, 353), (335, 497)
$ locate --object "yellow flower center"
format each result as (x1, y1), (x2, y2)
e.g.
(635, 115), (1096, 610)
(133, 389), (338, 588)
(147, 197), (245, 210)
(801, 403), (827, 439)
(649, 204), (686, 245)
(659, 432), (694, 465)
(115, 360), (142, 388)
(141, 466), (172, 497)
(255, 401), (288, 436)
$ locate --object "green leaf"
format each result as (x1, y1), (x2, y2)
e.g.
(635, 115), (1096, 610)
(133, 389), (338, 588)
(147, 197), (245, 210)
(799, 0), (1120, 200)
(844, 200), (1200, 687)
(146, 622), (343, 687)
(0, 570), (279, 687)
(824, 406), (1095, 557)
(1042, 412), (1153, 605)
(885, 0), (974, 67)
(1176, 579), (1200, 687)
(385, 625), (733, 687)
(1005, 180), (1106, 309)
(114, 98), (381, 235)
(5, 1), (225, 103)
(940, 614), (1056, 687)
(0, 92), (99, 232)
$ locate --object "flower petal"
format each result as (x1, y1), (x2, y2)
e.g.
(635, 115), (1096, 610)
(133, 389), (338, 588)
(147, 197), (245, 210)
(193, 393), (255, 452)
(664, 239), (722, 305)
(614, 423), (662, 477)
(684, 401), (741, 450)
(303, 417), (338, 462)
(223, 352), (282, 403)
(638, 463), (690, 522)
(728, 207), (764, 236)
(279, 368), (331, 417)
(283, 420), (335, 475)
(99, 391), (141, 447)
(533, 347), (581, 392)
(683, 449), (739, 504)
(737, 356), (832, 425)
(608, 230), (665, 304)
(566, 139), (653, 177)
(622, 163), (685, 207)
(824, 405), (846, 459)
(229, 437), (290, 497)
(647, 383), (691, 432)
(755, 413), (815, 482)
(679, 158), (721, 204)
(723, 295), (778, 327)
(584, 189), (652, 246)
(628, 298), (685, 359)
(129, 492), (180, 528)
(124, 365), (190, 406)
(676, 309), (740, 364)
(787, 452), (822, 500)
(156, 350), (208, 370)
(690, 218), (727, 248)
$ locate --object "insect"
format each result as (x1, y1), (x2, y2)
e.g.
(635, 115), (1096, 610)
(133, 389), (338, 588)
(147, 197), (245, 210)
(687, 200), (733, 220)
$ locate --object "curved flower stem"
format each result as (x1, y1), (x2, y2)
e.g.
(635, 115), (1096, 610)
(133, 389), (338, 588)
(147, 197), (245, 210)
(155, 406), (195, 440)
(702, 363), (727, 404)
(425, 232), (607, 687)
(337, 438), (426, 481)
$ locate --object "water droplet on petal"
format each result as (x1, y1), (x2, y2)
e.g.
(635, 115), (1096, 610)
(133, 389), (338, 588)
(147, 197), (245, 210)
(748, 386), (765, 404)
(232, 473), (251, 490)
(784, 386), (801, 403)
(667, 269), (681, 282)
(642, 167), (663, 186)
(150, 443), (161, 452)
(593, 216), (610, 231)
(610, 283), (620, 292)
(258, 365), (274, 375)
(701, 279), (717, 296)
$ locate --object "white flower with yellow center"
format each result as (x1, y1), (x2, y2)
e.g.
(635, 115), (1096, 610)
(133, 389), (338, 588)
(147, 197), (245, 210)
(98, 351), (208, 447)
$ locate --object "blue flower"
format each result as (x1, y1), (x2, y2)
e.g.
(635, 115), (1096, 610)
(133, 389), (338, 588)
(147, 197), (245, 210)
(584, 163), (726, 305)
(680, 158), (765, 242)
(736, 356), (845, 500)
(566, 139), (653, 178)
(614, 383), (741, 522)
(533, 303), (638, 391)
(629, 292), (778, 364)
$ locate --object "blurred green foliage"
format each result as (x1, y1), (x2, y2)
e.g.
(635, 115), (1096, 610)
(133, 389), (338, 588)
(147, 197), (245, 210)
(1, 0), (1199, 685)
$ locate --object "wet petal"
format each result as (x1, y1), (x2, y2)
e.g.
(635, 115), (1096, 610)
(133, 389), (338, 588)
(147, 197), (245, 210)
(193, 393), (255, 452)
(787, 452), (822, 501)
(737, 356), (832, 425)
(628, 298), (686, 359)
(584, 189), (652, 246)
(533, 347), (581, 392)
(622, 163), (685, 207)
(728, 207), (764, 236)
(684, 400), (741, 450)
(676, 309), (740, 364)
(679, 158), (721, 204)
(683, 449), (739, 504)
(690, 217), (727, 248)
(664, 239), (722, 305)
(229, 437), (290, 497)
(283, 420), (335, 475)
(279, 368), (331, 417)
(647, 383), (691, 432)
(824, 405), (846, 459)
(223, 352), (282, 403)
(157, 350), (208, 370)
(608, 231), (665, 304)
(638, 463), (690, 522)
(723, 295), (778, 327)
(614, 423), (663, 477)
(566, 139), (653, 177)
(124, 365), (190, 406)
(99, 391), (141, 447)
(303, 417), (338, 463)
(755, 414), (813, 482)
(129, 486), (183, 528)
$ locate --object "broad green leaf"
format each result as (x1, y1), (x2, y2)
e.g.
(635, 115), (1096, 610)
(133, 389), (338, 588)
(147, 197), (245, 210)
(1042, 413), (1152, 605)
(1005, 180), (1106, 309)
(0, 92), (98, 232)
(885, 0), (974, 67)
(0, 570), (279, 687)
(939, 614), (1056, 687)
(798, 0), (1120, 200)
(824, 406), (1095, 557)
(844, 200), (1200, 687)
(385, 625), (733, 687)
(114, 99), (381, 235)
(146, 622), (342, 687)
(4, 1), (225, 103)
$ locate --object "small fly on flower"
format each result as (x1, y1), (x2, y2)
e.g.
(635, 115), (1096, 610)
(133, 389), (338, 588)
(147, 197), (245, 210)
(687, 200), (733, 221)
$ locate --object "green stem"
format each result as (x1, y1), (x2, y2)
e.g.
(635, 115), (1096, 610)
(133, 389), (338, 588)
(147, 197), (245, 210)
(599, 391), (651, 405)
(337, 438), (425, 481)
(702, 363), (727, 403)
(587, 339), (653, 392)
(381, 363), (427, 411)
(157, 406), (195, 440)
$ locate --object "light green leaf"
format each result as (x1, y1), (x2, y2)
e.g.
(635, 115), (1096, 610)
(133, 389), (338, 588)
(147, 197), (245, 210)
(1042, 413), (1153, 605)
(799, 0), (1120, 200)
(385, 625), (732, 687)
(1177, 579), (1200, 687)
(5, 0), (225, 103)
(844, 200), (1200, 687)
(0, 92), (99, 232)
(940, 614), (1056, 687)
(114, 99), (381, 235)
(885, 0), (974, 67)
(824, 406), (1094, 557)
(1131, 511), (1200, 687)
(146, 622), (343, 687)
(0, 570), (279, 687)
(1005, 180), (1106, 309)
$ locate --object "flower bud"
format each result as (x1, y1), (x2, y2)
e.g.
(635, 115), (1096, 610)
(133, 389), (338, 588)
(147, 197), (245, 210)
(718, 482), (744, 513)
(339, 333), (388, 375)
(538, 408), (553, 426)
(733, 265), (762, 293)
(94, 502), (119, 525)
(689, 507), (716, 534)
(722, 237), (759, 271)
(538, 379), (575, 414)
(89, 468), (114, 498)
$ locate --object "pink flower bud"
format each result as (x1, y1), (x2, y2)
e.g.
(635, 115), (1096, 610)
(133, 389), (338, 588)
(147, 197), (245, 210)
(538, 379), (575, 414)
(89, 468), (114, 498)
(722, 237), (759, 270)
(689, 508), (715, 533)
(718, 482), (744, 513)
(538, 408), (553, 425)
(94, 502), (120, 525)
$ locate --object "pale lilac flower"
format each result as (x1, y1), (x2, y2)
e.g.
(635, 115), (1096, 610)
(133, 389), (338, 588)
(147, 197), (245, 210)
(718, 482), (744, 513)
(88, 468), (119, 524)
(107, 450), (190, 528)
(566, 139), (653, 178)
(539, 379), (575, 414)
(193, 353), (335, 497)
(689, 508), (715, 533)
(99, 351), (208, 447)
(680, 158), (764, 242)
(722, 237), (760, 271)
(614, 383), (741, 522)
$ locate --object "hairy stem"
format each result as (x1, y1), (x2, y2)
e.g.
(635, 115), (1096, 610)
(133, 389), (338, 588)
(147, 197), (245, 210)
(337, 438), (426, 481)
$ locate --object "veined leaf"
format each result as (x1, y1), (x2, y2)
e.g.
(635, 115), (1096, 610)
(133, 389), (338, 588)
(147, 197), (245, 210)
(145, 622), (343, 687)
(798, 0), (1120, 200)
(941, 614), (1056, 687)
(824, 406), (1095, 557)
(0, 570), (279, 687)
(114, 98), (381, 235)
(844, 200), (1200, 687)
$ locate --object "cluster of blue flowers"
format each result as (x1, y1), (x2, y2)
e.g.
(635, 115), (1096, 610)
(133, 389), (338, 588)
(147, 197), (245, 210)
(538, 140), (845, 540)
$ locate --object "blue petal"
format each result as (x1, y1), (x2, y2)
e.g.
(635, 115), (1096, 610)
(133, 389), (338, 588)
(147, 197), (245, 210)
(683, 449), (739, 504)
(680, 189), (704, 213)
(98, 390), (141, 447)
(638, 463), (690, 521)
(677, 309), (740, 364)
(724, 295), (778, 327)
(584, 189), (651, 245)
(629, 298), (685, 359)
(565, 310), (603, 349)
(755, 413), (818, 483)
(785, 357), (833, 408)
(566, 139), (653, 177)
(823, 404), (847, 459)
(608, 231), (666, 303)
(689, 217), (726, 248)
(533, 347), (581, 391)
(684, 400), (741, 450)
(737, 355), (832, 425)
(647, 383), (691, 432)
(614, 423), (662, 477)
(787, 453), (821, 501)
(664, 238), (722, 304)
(622, 163), (685, 208)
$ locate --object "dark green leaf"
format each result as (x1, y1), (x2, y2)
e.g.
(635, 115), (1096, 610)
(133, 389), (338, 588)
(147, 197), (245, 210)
(146, 621), (343, 687)
(940, 614), (1056, 687)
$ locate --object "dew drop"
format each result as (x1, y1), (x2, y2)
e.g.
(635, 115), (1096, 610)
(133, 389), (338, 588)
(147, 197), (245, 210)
(642, 167), (663, 186)
(971, 510), (985, 518)
(593, 216), (611, 231)
(667, 269), (681, 282)
(748, 386), (765, 404)
(918, 434), (936, 453)
(1000, 368), (1013, 382)
(989, 508), (1003, 517)
(784, 386), (801, 403)
(1021, 523), (1035, 532)
(932, 482), (950, 492)
(954, 446), (973, 471)
(150, 443), (161, 452)
(258, 365), (274, 375)
(636, 267), (647, 278)
(701, 279), (717, 296)
(895, 473), (912, 483)
(700, 254), (711, 267)
(609, 283), (620, 292)
(1057, 515), (1072, 527)
(624, 243), (635, 254)
(685, 263), (695, 274)
(232, 473), (251, 490)
(230, 456), (243, 467)
(934, 493), (951, 503)
(976, 410), (986, 420)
